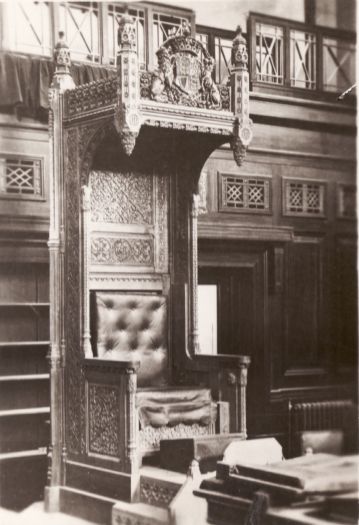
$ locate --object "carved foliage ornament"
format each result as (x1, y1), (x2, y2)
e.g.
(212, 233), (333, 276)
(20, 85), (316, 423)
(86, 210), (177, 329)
(90, 170), (153, 225)
(139, 422), (212, 452)
(91, 236), (154, 266)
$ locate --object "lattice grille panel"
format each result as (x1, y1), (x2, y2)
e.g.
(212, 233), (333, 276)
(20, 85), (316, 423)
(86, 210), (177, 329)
(283, 179), (325, 217)
(220, 174), (271, 213)
(0, 157), (42, 198)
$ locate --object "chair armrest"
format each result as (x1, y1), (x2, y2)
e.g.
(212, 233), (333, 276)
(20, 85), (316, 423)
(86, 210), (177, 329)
(84, 357), (140, 374)
(192, 355), (250, 437)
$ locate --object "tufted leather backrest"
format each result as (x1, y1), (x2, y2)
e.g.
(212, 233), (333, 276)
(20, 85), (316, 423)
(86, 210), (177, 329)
(95, 292), (168, 388)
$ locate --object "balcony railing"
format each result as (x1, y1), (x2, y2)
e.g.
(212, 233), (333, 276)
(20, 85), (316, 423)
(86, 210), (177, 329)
(0, 0), (194, 70)
(248, 12), (356, 98)
(196, 26), (234, 85)
(0, 2), (356, 100)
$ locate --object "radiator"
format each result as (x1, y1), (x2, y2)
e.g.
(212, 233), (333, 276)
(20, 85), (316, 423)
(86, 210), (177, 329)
(289, 400), (355, 433)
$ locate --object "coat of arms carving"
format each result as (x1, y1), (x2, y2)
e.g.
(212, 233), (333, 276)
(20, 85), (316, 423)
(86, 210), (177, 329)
(149, 22), (222, 109)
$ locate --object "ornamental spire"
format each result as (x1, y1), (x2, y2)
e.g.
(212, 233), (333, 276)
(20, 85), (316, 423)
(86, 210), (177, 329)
(51, 32), (75, 92)
(231, 26), (248, 70)
(114, 14), (142, 156)
(230, 26), (253, 165)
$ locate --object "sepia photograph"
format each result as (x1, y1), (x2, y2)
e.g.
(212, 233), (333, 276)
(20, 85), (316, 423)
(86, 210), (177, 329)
(0, 0), (357, 523)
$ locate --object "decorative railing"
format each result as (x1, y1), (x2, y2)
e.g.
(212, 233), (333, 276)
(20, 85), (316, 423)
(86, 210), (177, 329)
(2, 3), (355, 101)
(248, 13), (356, 97)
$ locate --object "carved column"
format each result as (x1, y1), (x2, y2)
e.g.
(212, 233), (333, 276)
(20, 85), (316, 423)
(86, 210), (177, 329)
(189, 194), (200, 355)
(239, 362), (249, 437)
(114, 14), (142, 155)
(81, 186), (92, 358)
(238, 357), (250, 438)
(230, 27), (253, 166)
(46, 32), (75, 512)
(126, 369), (139, 474)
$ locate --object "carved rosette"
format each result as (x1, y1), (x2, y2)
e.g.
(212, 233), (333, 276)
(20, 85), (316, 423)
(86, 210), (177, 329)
(230, 27), (253, 166)
(114, 15), (142, 156)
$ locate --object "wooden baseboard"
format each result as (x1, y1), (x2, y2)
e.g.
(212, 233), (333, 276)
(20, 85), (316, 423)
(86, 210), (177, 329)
(59, 486), (116, 525)
(65, 460), (137, 502)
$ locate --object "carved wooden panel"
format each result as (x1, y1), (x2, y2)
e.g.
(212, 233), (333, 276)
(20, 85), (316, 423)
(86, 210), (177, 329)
(89, 170), (168, 277)
(154, 174), (169, 273)
(88, 383), (121, 458)
(65, 127), (83, 455)
(91, 236), (154, 266)
(90, 171), (153, 225)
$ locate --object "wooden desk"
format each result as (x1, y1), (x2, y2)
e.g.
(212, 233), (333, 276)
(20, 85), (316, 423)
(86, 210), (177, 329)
(195, 455), (358, 524)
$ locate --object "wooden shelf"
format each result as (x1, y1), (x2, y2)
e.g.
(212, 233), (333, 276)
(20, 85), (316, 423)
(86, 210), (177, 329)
(0, 374), (49, 382)
(0, 407), (50, 417)
(0, 341), (50, 348)
(0, 303), (49, 307)
(0, 448), (47, 460)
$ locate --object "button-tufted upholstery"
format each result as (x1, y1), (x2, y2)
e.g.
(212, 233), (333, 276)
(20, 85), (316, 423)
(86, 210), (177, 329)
(95, 292), (168, 387)
(94, 291), (217, 444)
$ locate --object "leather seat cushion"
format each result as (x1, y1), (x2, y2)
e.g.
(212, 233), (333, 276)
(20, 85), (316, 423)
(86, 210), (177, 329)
(136, 388), (217, 428)
(96, 292), (168, 387)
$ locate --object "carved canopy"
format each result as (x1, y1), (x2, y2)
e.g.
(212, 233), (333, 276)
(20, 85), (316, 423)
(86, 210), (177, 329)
(53, 17), (253, 165)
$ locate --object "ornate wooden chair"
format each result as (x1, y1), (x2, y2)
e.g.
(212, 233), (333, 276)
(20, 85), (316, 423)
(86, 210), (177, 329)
(46, 15), (253, 511)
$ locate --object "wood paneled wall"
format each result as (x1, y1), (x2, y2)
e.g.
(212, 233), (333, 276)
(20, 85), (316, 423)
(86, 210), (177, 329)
(198, 133), (357, 450)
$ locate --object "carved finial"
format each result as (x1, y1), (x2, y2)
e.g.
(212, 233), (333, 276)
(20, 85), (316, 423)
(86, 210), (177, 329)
(54, 31), (71, 71)
(51, 32), (75, 91)
(231, 26), (248, 70)
(117, 13), (136, 51)
(181, 20), (191, 37)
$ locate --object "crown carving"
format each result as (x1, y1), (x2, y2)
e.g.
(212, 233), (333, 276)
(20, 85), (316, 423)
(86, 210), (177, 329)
(158, 21), (203, 59)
